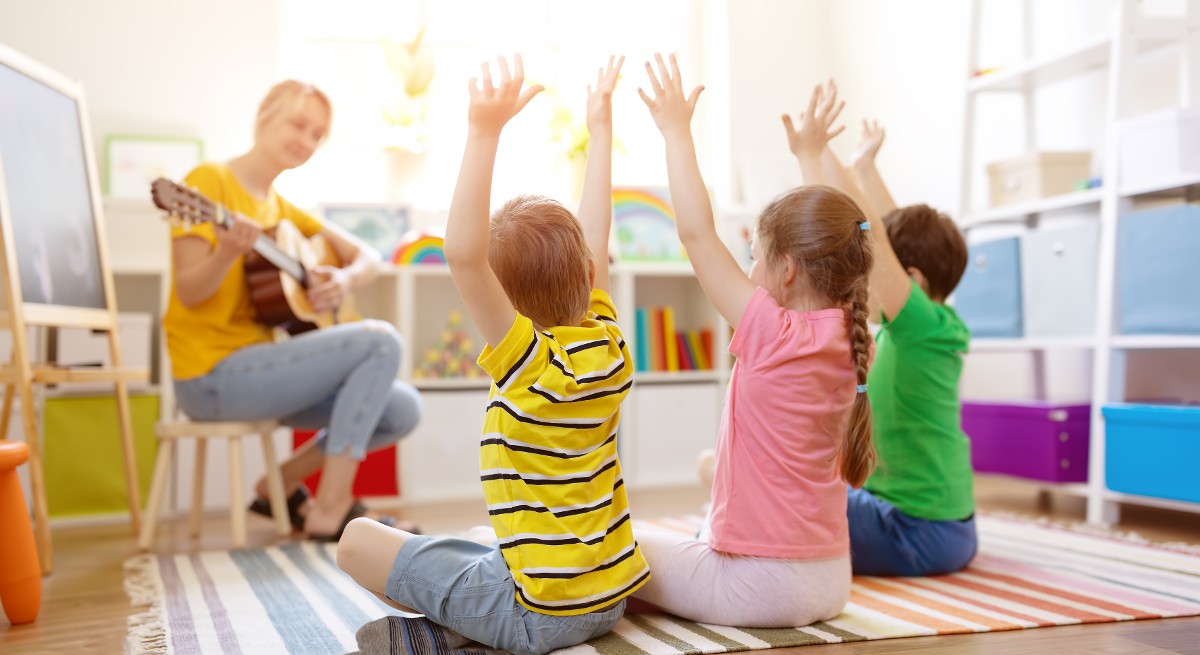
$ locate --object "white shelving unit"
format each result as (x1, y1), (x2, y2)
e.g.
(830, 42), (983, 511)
(959, 0), (1200, 526)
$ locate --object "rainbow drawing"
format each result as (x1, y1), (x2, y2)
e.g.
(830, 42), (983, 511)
(612, 187), (687, 262)
(391, 230), (447, 265)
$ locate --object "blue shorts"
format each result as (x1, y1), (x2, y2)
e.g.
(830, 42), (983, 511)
(385, 535), (625, 655)
(846, 487), (977, 576)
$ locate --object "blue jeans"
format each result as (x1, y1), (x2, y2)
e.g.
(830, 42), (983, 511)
(847, 487), (977, 576)
(173, 320), (422, 460)
(386, 535), (626, 655)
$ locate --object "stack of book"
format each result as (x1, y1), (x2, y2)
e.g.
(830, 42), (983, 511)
(633, 306), (714, 372)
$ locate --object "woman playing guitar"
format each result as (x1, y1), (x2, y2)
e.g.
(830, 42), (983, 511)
(163, 80), (422, 541)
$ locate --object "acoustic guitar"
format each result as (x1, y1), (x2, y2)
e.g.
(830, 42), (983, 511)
(150, 177), (360, 334)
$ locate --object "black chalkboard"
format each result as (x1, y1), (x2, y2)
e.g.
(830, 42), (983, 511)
(0, 58), (106, 310)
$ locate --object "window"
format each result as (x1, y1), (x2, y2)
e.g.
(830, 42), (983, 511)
(275, 0), (705, 212)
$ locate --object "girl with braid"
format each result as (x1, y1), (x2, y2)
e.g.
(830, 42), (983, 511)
(629, 55), (875, 628)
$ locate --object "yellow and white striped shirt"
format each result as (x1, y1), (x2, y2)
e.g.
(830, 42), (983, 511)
(476, 289), (647, 616)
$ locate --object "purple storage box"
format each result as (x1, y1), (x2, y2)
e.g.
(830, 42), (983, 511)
(962, 401), (1091, 482)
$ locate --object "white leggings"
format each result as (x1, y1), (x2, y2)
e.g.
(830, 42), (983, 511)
(632, 528), (851, 628)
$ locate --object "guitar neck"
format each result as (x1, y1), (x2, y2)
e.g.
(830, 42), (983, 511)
(211, 204), (308, 286)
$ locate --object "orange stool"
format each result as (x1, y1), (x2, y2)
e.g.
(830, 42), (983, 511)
(0, 440), (41, 624)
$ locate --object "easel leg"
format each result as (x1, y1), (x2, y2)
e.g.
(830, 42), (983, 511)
(1, 384), (13, 436)
(112, 381), (143, 533)
(16, 378), (51, 574)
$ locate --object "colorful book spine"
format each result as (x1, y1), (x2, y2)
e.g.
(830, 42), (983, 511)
(700, 328), (714, 369)
(662, 306), (679, 371)
(687, 330), (709, 370)
(676, 331), (694, 370)
(651, 307), (665, 371)
(634, 307), (649, 372)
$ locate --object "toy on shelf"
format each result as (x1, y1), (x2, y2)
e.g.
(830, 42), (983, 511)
(613, 187), (687, 262)
(391, 228), (446, 265)
(414, 310), (481, 380)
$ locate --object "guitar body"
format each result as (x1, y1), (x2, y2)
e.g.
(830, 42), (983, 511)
(151, 177), (362, 335)
(244, 219), (361, 334)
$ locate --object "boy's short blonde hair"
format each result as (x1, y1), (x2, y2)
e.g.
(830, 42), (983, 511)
(488, 196), (593, 329)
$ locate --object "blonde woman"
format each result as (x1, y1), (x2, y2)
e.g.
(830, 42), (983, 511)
(164, 81), (422, 541)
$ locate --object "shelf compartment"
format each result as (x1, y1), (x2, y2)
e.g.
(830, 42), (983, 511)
(1111, 335), (1200, 350)
(961, 189), (1103, 229)
(635, 370), (722, 385)
(969, 337), (1096, 353)
(967, 36), (1111, 93)
(1119, 173), (1200, 199)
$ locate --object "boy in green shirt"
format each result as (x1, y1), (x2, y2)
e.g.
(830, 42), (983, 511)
(784, 83), (976, 575)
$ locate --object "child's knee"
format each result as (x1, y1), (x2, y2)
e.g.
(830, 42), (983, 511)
(336, 517), (380, 572)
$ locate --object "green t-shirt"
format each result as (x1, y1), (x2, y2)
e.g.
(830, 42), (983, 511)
(865, 281), (975, 521)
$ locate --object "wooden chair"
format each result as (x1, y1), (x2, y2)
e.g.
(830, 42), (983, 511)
(138, 418), (291, 550)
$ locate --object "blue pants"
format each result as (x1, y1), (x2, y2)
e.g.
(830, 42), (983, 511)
(174, 320), (422, 460)
(387, 536), (625, 655)
(847, 487), (977, 576)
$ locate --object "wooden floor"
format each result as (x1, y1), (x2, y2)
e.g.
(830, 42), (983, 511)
(3, 475), (1199, 654)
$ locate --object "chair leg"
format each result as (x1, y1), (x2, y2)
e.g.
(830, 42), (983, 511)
(259, 432), (291, 538)
(228, 437), (246, 549)
(190, 438), (208, 538)
(139, 439), (175, 551)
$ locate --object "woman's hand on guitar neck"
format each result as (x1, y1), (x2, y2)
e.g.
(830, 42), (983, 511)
(213, 212), (262, 261)
(307, 264), (352, 313)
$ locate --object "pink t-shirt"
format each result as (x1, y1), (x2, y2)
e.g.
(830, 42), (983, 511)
(706, 287), (858, 560)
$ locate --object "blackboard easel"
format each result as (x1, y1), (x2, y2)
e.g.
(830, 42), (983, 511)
(0, 45), (148, 574)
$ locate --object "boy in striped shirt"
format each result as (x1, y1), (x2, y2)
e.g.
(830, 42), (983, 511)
(337, 54), (646, 655)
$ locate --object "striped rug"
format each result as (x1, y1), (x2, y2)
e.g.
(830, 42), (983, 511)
(124, 514), (1200, 654)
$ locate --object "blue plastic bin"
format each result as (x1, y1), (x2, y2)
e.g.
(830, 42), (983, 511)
(1117, 204), (1200, 334)
(1103, 404), (1200, 503)
(953, 237), (1023, 338)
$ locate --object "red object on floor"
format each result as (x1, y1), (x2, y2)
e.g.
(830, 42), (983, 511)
(0, 440), (41, 624)
(292, 430), (399, 496)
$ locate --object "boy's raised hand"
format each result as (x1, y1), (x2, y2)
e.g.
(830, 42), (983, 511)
(850, 119), (886, 169)
(638, 53), (704, 137)
(467, 54), (544, 137)
(587, 55), (624, 132)
(782, 80), (846, 161)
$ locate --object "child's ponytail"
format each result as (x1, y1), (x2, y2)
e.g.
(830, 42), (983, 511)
(841, 279), (876, 488)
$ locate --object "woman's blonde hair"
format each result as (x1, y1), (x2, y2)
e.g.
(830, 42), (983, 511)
(757, 185), (876, 487)
(254, 80), (332, 139)
(488, 195), (593, 329)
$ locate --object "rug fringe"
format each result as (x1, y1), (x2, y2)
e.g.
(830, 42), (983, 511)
(124, 554), (168, 655)
(983, 511), (1200, 555)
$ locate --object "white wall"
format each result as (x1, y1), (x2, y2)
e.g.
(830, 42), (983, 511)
(727, 0), (832, 209)
(0, 0), (280, 170)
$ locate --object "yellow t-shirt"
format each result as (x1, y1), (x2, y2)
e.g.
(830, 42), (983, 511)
(162, 163), (324, 380)
(476, 289), (648, 616)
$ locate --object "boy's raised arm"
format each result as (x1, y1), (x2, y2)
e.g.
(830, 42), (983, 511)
(848, 119), (898, 219)
(640, 53), (756, 328)
(781, 81), (845, 187)
(577, 55), (624, 294)
(847, 120), (910, 320)
(444, 54), (544, 347)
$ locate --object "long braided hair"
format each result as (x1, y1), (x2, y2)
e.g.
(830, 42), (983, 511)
(756, 185), (876, 487)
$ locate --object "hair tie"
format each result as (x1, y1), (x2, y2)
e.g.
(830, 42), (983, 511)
(856, 384), (868, 394)
(859, 221), (871, 231)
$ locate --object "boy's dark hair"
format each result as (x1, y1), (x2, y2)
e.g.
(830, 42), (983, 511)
(883, 204), (968, 301)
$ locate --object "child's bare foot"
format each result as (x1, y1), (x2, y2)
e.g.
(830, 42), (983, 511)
(465, 525), (498, 546)
(697, 449), (716, 490)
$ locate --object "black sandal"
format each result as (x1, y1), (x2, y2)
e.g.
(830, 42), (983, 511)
(248, 486), (310, 532)
(304, 501), (421, 542)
